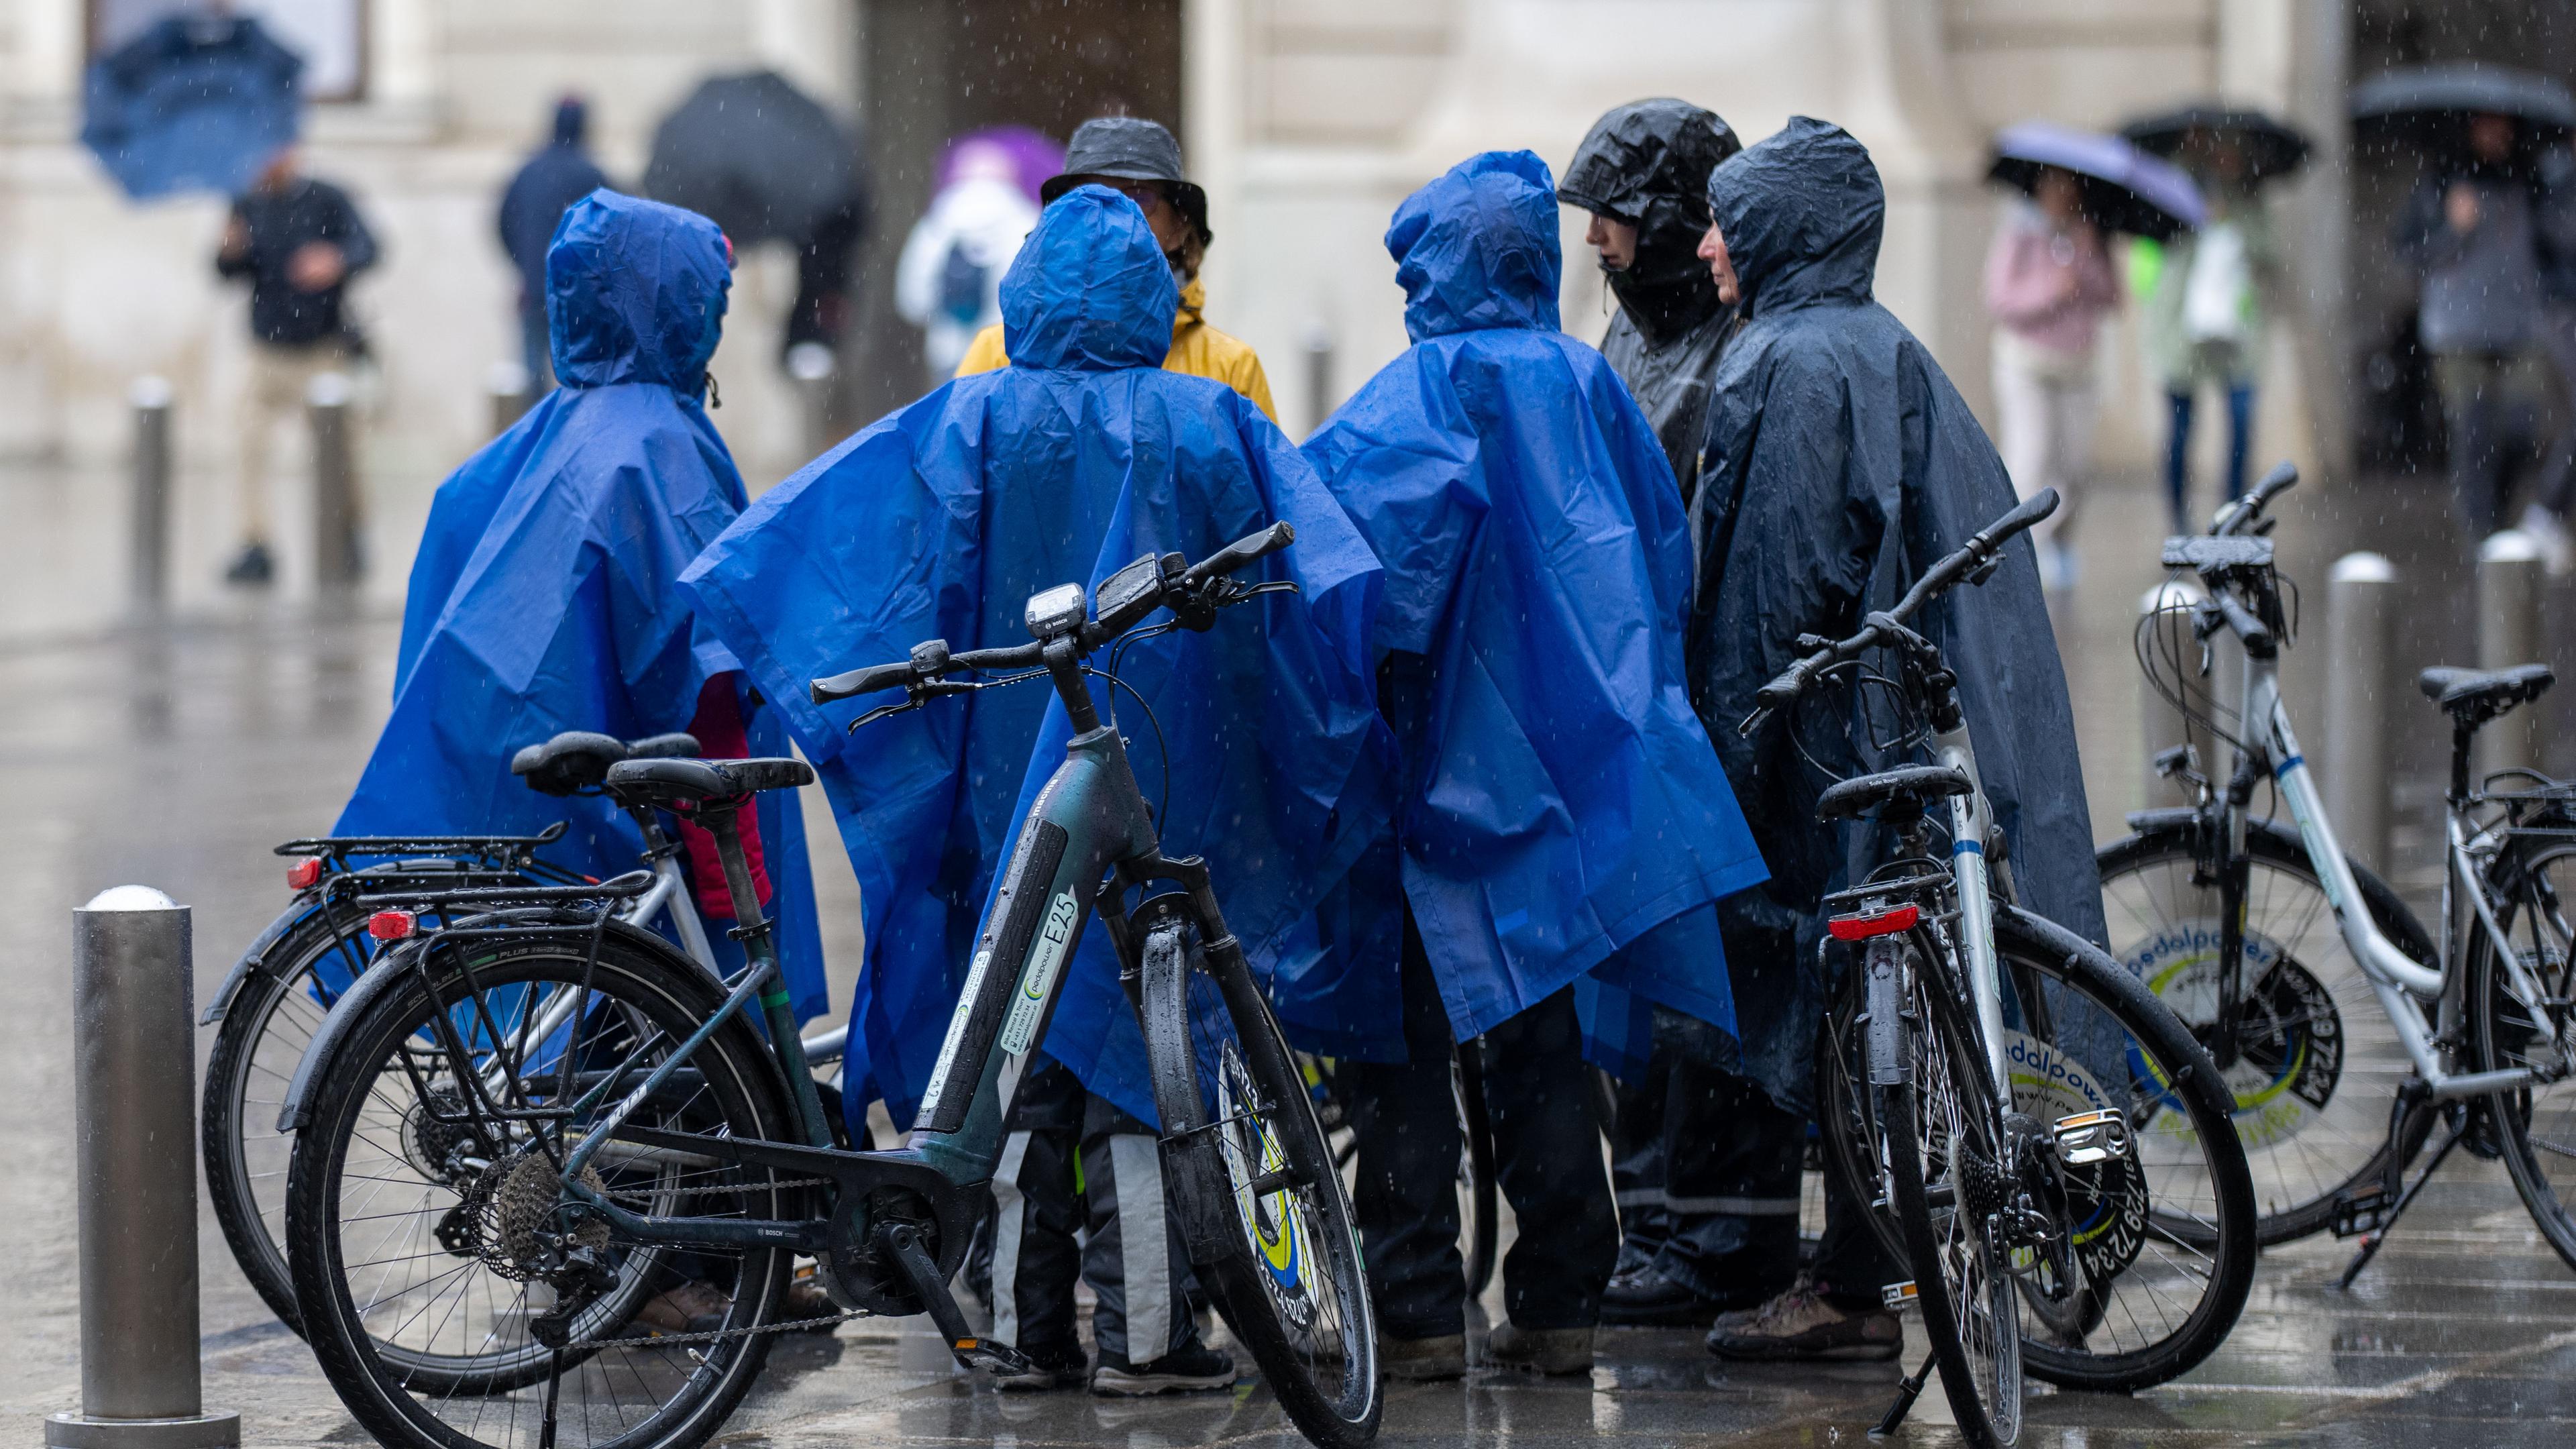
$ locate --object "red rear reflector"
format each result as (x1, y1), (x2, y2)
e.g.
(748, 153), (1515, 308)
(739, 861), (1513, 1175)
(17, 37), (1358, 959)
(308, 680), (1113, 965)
(368, 910), (418, 942)
(285, 858), (323, 891)
(1828, 904), (1919, 941)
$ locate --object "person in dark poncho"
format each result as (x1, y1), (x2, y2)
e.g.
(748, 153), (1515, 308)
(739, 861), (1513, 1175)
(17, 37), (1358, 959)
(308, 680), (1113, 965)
(1558, 97), (1778, 1331)
(497, 95), (611, 391)
(1685, 117), (2104, 1362)
(679, 187), (1386, 1395)
(1299, 150), (1766, 1381)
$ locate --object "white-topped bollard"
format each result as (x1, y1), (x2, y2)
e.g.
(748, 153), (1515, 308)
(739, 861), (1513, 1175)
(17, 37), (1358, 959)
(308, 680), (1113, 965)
(50, 888), (239, 1449)
(307, 370), (360, 589)
(2326, 553), (2398, 871)
(128, 378), (173, 612)
(2477, 529), (2545, 783)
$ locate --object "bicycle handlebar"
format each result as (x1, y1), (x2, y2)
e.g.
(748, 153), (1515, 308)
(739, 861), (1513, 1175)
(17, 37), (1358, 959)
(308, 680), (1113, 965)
(1744, 488), (2058, 728)
(2210, 461), (2297, 537)
(2208, 588), (2275, 655)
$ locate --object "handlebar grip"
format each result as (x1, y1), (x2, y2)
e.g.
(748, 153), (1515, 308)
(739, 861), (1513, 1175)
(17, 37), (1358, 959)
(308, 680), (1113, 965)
(1184, 521), (1296, 586)
(2212, 590), (2275, 654)
(2214, 461), (2298, 535)
(2248, 460), (2298, 508)
(1973, 487), (2059, 553)
(810, 660), (917, 705)
(1754, 655), (1823, 711)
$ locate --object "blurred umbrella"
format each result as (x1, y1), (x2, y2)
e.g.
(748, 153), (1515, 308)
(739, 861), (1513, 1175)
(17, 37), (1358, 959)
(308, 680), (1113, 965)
(936, 125), (1063, 207)
(643, 71), (863, 246)
(2352, 62), (2576, 148)
(80, 14), (302, 201)
(2119, 104), (2312, 184)
(1988, 120), (2206, 241)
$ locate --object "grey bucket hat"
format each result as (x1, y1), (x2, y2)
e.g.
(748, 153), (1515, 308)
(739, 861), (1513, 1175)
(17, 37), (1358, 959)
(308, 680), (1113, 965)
(1040, 116), (1212, 245)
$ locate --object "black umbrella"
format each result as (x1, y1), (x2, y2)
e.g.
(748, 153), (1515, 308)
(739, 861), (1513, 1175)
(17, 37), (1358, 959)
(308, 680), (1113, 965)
(2119, 104), (2312, 185)
(2351, 62), (2576, 150)
(643, 71), (862, 246)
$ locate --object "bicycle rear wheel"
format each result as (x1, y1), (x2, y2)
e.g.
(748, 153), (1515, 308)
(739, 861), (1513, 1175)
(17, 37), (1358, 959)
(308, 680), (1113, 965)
(1143, 916), (1379, 1448)
(2468, 837), (2576, 1271)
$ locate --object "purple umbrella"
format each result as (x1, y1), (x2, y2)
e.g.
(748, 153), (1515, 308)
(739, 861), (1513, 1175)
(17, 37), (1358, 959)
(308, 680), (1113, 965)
(936, 125), (1063, 207)
(1989, 120), (2206, 241)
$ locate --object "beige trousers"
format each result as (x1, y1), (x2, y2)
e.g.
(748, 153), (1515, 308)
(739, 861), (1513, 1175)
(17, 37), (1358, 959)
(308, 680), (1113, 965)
(237, 339), (353, 544)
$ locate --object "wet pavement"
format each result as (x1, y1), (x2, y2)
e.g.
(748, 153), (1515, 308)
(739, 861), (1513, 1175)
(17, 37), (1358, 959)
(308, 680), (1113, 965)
(1, 458), (2572, 1446)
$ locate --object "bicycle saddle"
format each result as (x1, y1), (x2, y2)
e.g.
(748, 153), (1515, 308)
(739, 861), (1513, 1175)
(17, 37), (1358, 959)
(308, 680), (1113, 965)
(511, 731), (702, 798)
(1817, 765), (1975, 824)
(2416, 664), (2555, 731)
(602, 757), (814, 807)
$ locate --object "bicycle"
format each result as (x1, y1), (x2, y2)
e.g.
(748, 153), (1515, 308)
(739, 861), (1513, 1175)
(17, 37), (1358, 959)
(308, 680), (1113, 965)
(2100, 462), (2576, 1283)
(204, 730), (849, 1336)
(1748, 488), (2257, 1447)
(278, 524), (1379, 1449)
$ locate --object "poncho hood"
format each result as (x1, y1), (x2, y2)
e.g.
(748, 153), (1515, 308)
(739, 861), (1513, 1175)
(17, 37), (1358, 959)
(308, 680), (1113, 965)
(1706, 116), (1883, 315)
(1000, 184), (1179, 370)
(1389, 150), (1562, 340)
(1560, 99), (1739, 341)
(546, 191), (731, 393)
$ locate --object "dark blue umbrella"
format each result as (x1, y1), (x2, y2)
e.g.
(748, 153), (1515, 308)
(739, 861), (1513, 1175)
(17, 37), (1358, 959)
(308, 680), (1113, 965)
(1988, 119), (2206, 241)
(82, 14), (302, 201)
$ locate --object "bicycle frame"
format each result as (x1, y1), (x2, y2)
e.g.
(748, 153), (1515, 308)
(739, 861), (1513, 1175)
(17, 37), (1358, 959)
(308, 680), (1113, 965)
(1931, 722), (2013, 1110)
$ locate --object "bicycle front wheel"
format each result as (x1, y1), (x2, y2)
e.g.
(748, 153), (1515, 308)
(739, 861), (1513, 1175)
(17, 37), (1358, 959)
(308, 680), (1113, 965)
(2468, 837), (2576, 1271)
(1143, 918), (1379, 1448)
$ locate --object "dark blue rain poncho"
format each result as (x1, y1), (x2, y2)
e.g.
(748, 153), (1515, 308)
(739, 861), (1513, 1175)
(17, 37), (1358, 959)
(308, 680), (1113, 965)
(1295, 151), (1766, 1063)
(1690, 119), (2104, 1113)
(680, 187), (1388, 1131)
(351, 191), (825, 1020)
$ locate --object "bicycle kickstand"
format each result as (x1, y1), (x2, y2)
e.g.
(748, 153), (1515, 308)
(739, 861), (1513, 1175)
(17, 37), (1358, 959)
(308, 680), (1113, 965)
(2335, 1122), (2467, 1291)
(1870, 1354), (1936, 1440)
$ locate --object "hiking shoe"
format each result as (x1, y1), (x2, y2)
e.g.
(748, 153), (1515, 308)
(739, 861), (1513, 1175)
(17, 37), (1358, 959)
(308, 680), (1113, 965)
(1485, 1322), (1595, 1375)
(1091, 1343), (1236, 1395)
(996, 1342), (1088, 1391)
(1380, 1332), (1466, 1381)
(1601, 1267), (1760, 1328)
(1705, 1279), (1901, 1362)
(223, 541), (274, 586)
(633, 1279), (732, 1336)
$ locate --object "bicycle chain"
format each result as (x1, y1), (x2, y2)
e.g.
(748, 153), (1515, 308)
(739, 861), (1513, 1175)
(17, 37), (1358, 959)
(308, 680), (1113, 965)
(574, 1306), (871, 1352)
(602, 1175), (836, 1204)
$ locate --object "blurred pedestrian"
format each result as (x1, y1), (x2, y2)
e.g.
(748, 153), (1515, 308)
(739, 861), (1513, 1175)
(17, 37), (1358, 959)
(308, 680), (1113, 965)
(214, 145), (377, 584)
(2142, 133), (2277, 532)
(1302, 150), (1765, 1382)
(1557, 98), (1780, 1331)
(496, 95), (610, 392)
(1690, 117), (2100, 1362)
(2394, 111), (2561, 543)
(2521, 137), (2576, 571)
(1982, 164), (2119, 588)
(955, 116), (1275, 419)
(894, 135), (1042, 386)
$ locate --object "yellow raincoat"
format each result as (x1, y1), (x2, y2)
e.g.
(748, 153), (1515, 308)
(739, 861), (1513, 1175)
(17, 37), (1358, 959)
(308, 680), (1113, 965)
(954, 276), (1278, 422)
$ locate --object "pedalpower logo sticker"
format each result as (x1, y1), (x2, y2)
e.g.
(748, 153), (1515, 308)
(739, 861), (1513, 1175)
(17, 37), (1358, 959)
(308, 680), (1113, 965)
(999, 892), (1081, 1055)
(2123, 919), (2342, 1151)
(2002, 1030), (2149, 1285)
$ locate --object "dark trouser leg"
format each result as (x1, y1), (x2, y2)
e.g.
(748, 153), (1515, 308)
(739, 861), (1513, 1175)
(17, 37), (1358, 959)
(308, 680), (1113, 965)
(2164, 388), (2196, 531)
(1811, 1155), (1901, 1311)
(989, 1060), (1084, 1356)
(1649, 1065), (1803, 1305)
(1484, 984), (1621, 1332)
(1348, 916), (1467, 1340)
(1078, 1090), (1203, 1363)
(2223, 382), (2255, 504)
(1609, 1052), (1672, 1276)
(2439, 353), (2512, 537)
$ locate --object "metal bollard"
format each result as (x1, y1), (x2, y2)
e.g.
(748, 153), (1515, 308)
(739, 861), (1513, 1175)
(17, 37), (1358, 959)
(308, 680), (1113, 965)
(2477, 529), (2545, 781)
(2326, 553), (2397, 871)
(486, 360), (532, 437)
(2137, 578), (2207, 808)
(50, 888), (239, 1449)
(786, 342), (838, 459)
(1304, 323), (1336, 434)
(128, 378), (173, 612)
(308, 372), (360, 589)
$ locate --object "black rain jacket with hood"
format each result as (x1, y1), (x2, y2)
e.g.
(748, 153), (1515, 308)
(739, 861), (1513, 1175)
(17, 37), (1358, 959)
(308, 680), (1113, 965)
(1689, 117), (2104, 1114)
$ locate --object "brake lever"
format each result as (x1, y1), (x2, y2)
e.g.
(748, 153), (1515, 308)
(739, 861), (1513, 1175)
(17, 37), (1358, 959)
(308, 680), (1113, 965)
(1738, 706), (1773, 739)
(846, 680), (975, 733)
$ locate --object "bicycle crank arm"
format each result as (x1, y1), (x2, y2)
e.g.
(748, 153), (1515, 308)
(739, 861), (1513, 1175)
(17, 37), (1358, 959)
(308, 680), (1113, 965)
(880, 1222), (1032, 1376)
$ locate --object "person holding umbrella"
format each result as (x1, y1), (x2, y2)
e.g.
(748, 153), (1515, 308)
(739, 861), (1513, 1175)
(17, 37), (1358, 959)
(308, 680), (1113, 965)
(1982, 162), (2121, 589)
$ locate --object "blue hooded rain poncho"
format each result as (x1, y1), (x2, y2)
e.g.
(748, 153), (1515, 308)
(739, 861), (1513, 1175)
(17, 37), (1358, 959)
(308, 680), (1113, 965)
(680, 186), (1389, 1132)
(1295, 150), (1767, 1065)
(1690, 119), (2105, 1114)
(349, 190), (826, 1021)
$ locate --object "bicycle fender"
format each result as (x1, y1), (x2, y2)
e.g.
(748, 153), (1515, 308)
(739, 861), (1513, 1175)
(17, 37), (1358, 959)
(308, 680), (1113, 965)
(203, 898), (313, 1026)
(274, 932), (431, 1134)
(1864, 941), (1908, 1087)
(1138, 920), (1245, 1268)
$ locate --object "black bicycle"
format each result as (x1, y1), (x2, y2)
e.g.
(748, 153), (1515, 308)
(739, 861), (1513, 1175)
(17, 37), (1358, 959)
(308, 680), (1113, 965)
(278, 525), (1378, 1449)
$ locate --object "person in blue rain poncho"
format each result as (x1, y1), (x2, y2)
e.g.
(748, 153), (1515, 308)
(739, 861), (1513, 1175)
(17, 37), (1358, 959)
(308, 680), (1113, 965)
(1686, 118), (2103, 1362)
(1298, 150), (1768, 1381)
(347, 191), (825, 1041)
(678, 186), (1387, 1394)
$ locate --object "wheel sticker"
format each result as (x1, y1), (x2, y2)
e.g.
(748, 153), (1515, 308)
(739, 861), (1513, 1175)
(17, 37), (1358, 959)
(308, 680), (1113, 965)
(2123, 920), (2343, 1151)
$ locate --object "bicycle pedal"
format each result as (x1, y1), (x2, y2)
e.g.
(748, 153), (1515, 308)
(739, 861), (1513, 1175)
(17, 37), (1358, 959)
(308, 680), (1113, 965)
(1880, 1280), (1919, 1313)
(950, 1335), (1032, 1377)
(2329, 1183), (2394, 1240)
(2051, 1108), (2132, 1165)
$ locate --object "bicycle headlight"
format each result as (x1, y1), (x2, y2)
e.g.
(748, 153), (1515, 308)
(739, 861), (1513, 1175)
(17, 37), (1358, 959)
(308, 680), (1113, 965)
(1024, 582), (1087, 640)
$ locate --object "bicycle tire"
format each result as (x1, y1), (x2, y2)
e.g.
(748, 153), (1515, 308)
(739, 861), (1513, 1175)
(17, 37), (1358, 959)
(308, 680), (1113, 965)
(1456, 1044), (1499, 1298)
(1142, 920), (1380, 1448)
(1869, 946), (2020, 1449)
(285, 927), (792, 1449)
(2467, 835), (2576, 1272)
(2096, 818), (2432, 1242)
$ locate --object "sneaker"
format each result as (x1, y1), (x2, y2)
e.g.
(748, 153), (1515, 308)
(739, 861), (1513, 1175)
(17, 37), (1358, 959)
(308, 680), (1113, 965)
(633, 1279), (732, 1336)
(1091, 1342), (1236, 1395)
(1484, 1322), (1595, 1375)
(223, 541), (274, 586)
(1380, 1332), (1467, 1381)
(1705, 1278), (1901, 1362)
(1601, 1266), (1761, 1328)
(995, 1342), (1087, 1391)
(2521, 504), (2574, 577)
